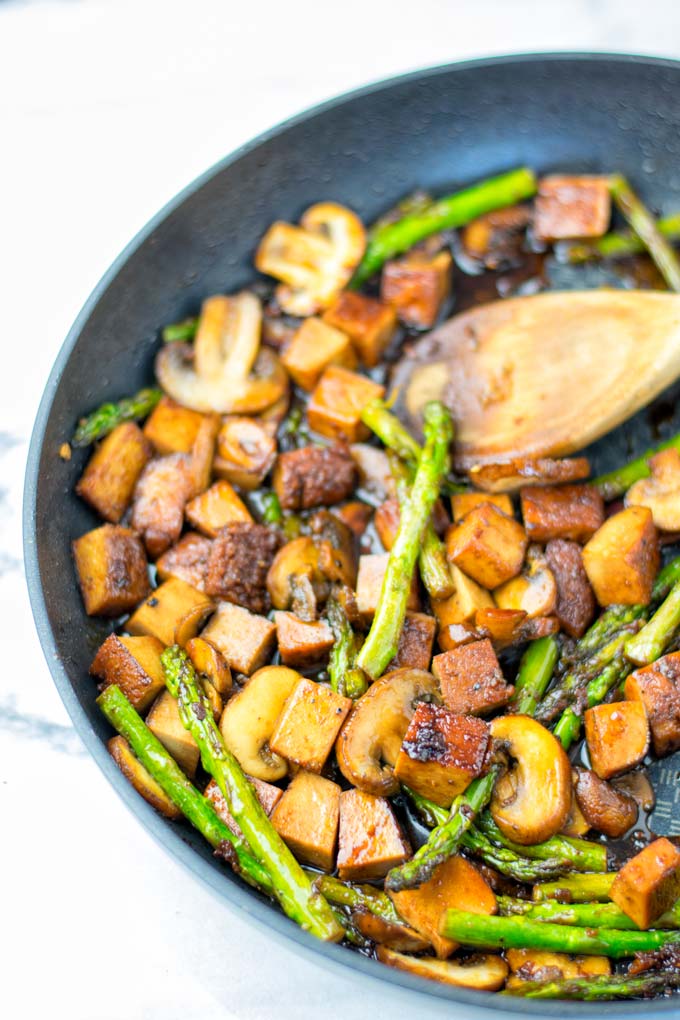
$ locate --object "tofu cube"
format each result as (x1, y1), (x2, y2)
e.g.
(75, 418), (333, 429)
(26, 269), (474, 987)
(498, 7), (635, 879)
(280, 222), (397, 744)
(271, 771), (341, 871)
(388, 612), (437, 671)
(337, 789), (410, 881)
(452, 491), (513, 523)
(281, 316), (356, 391)
(582, 507), (659, 606)
(394, 703), (490, 807)
(431, 565), (494, 627)
(307, 365), (385, 443)
(201, 602), (276, 675)
(584, 701), (650, 780)
(625, 653), (680, 757)
(521, 484), (605, 544)
(323, 290), (398, 368)
(610, 838), (680, 929)
(143, 396), (206, 454)
(108, 735), (182, 819)
(432, 639), (514, 715)
(445, 503), (527, 589)
(534, 175), (612, 241)
(274, 612), (334, 668)
(76, 422), (152, 523)
(155, 532), (213, 591)
(205, 775), (282, 839)
(381, 250), (452, 329)
(356, 553), (419, 618)
(126, 577), (213, 647)
(146, 690), (199, 777)
(73, 524), (151, 616)
(90, 633), (166, 711)
(269, 677), (351, 772)
(185, 479), (252, 538)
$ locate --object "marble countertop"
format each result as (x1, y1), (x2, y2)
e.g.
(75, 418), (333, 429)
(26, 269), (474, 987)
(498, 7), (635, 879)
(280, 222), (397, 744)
(4, 1), (680, 1017)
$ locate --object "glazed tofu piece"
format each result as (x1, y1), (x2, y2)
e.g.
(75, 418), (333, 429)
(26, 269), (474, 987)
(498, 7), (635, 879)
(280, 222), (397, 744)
(274, 612), (334, 668)
(155, 532), (213, 591)
(584, 701), (650, 780)
(90, 633), (165, 711)
(394, 703), (490, 807)
(108, 736), (182, 820)
(533, 175), (611, 241)
(205, 775), (283, 838)
(307, 366), (385, 443)
(356, 553), (420, 618)
(545, 538), (596, 639)
(213, 417), (276, 491)
(610, 838), (680, 929)
(573, 768), (638, 838)
(201, 602), (276, 675)
(432, 639), (514, 715)
(185, 479), (252, 538)
(435, 622), (479, 653)
(381, 250), (452, 329)
(451, 491), (513, 523)
(445, 503), (527, 589)
(323, 290), (398, 368)
(131, 453), (193, 558)
(205, 522), (280, 613)
(281, 316), (356, 391)
(625, 653), (680, 757)
(146, 690), (200, 777)
(76, 422), (152, 523)
(337, 789), (410, 881)
(390, 855), (496, 958)
(126, 577), (213, 647)
(388, 612), (437, 671)
(73, 524), (151, 616)
(143, 396), (207, 455)
(269, 677), (351, 772)
(431, 565), (494, 627)
(582, 507), (659, 606)
(273, 444), (357, 510)
(521, 484), (604, 543)
(271, 771), (341, 871)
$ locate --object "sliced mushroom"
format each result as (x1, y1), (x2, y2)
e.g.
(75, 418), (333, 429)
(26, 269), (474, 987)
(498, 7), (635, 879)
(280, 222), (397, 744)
(468, 456), (591, 494)
(200, 678), (223, 721)
(494, 545), (557, 619)
(173, 601), (215, 648)
(185, 636), (232, 696)
(213, 417), (277, 490)
(255, 203), (366, 316)
(490, 715), (571, 844)
(625, 448), (680, 531)
(376, 947), (509, 991)
(310, 510), (357, 589)
(353, 912), (430, 953)
(574, 767), (639, 838)
(266, 537), (328, 618)
(336, 668), (441, 796)
(108, 736), (182, 820)
(560, 770), (591, 837)
(219, 665), (300, 781)
(156, 292), (288, 415)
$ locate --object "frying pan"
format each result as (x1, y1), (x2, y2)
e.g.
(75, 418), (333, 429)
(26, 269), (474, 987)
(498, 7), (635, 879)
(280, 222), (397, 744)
(23, 53), (680, 1016)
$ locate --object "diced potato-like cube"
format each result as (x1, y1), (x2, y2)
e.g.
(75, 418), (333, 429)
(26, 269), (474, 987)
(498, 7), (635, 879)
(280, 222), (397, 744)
(452, 491), (513, 522)
(337, 789), (410, 881)
(205, 775), (282, 839)
(73, 524), (151, 616)
(126, 577), (213, 647)
(445, 503), (527, 589)
(583, 506), (659, 607)
(394, 703), (489, 807)
(90, 633), (165, 711)
(431, 565), (494, 627)
(269, 677), (351, 772)
(323, 290), (397, 368)
(390, 855), (496, 959)
(201, 601), (276, 675)
(281, 316), (356, 391)
(274, 612), (334, 668)
(610, 838), (680, 929)
(534, 175), (611, 241)
(388, 612), (436, 671)
(307, 365), (385, 443)
(143, 396), (206, 455)
(185, 479), (252, 538)
(381, 250), (452, 329)
(271, 771), (341, 871)
(356, 553), (419, 618)
(625, 653), (680, 757)
(584, 701), (650, 780)
(432, 639), (514, 715)
(521, 484), (604, 544)
(107, 735), (182, 819)
(146, 690), (199, 777)
(76, 422), (151, 523)
(155, 532), (213, 591)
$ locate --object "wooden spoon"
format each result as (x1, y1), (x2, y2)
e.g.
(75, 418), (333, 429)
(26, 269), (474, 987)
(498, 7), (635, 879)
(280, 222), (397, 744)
(392, 289), (680, 468)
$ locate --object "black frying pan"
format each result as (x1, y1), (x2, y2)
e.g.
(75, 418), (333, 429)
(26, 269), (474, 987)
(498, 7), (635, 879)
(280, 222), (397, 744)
(23, 53), (680, 1016)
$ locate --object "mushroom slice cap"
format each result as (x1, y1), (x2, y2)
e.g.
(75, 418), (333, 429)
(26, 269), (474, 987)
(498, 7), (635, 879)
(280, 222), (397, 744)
(376, 947), (508, 990)
(219, 665), (301, 781)
(625, 448), (680, 532)
(494, 545), (557, 619)
(266, 536), (326, 611)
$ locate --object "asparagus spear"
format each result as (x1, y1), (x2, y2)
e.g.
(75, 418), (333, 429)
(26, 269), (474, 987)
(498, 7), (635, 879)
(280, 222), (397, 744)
(498, 895), (680, 929)
(161, 646), (343, 941)
(625, 580), (680, 666)
(654, 555), (680, 601)
(72, 387), (162, 447)
(260, 491), (283, 526)
(565, 210), (680, 263)
(386, 769), (497, 892)
(440, 909), (680, 957)
(510, 636), (559, 717)
(461, 826), (567, 882)
(361, 399), (422, 467)
(504, 971), (680, 1000)
(312, 874), (402, 925)
(570, 604), (647, 660)
(609, 174), (680, 292)
(97, 685), (272, 892)
(351, 167), (537, 285)
(535, 628), (634, 724)
(553, 656), (627, 750)
(161, 316), (198, 343)
(592, 432), (680, 501)
(533, 873), (616, 902)
(326, 596), (368, 699)
(476, 814), (607, 874)
(356, 401), (453, 679)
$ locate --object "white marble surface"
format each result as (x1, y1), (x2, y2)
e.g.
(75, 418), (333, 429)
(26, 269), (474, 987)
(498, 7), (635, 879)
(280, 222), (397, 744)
(4, 1), (680, 1017)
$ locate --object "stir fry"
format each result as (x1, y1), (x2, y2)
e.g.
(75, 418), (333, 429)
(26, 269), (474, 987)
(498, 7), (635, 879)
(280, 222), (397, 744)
(69, 167), (680, 1001)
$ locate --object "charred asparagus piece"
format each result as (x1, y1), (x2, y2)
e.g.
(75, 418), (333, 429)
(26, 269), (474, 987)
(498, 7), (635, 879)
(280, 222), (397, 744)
(609, 174), (680, 291)
(510, 636), (559, 717)
(533, 873), (616, 902)
(312, 874), (402, 925)
(592, 432), (680, 501)
(161, 316), (198, 343)
(476, 814), (607, 873)
(504, 971), (680, 1000)
(553, 656), (627, 750)
(498, 895), (680, 929)
(72, 387), (162, 446)
(361, 399), (422, 468)
(625, 580), (680, 666)
(260, 491), (284, 526)
(326, 596), (368, 699)
(565, 210), (680, 263)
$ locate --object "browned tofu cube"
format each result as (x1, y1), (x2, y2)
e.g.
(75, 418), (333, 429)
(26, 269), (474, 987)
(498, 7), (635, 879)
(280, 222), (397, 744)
(390, 855), (496, 958)
(445, 503), (527, 589)
(388, 612), (436, 671)
(127, 577), (213, 647)
(273, 444), (357, 510)
(307, 366), (385, 443)
(582, 507), (659, 606)
(201, 601), (276, 675)
(185, 480), (252, 538)
(381, 250), (452, 329)
(281, 316), (357, 391)
(213, 417), (276, 491)
(610, 838), (680, 929)
(90, 633), (165, 711)
(143, 396), (206, 455)
(323, 290), (398, 368)
(584, 701), (650, 780)
(545, 538), (596, 639)
(625, 653), (680, 757)
(108, 735), (182, 819)
(356, 553), (420, 618)
(146, 690), (199, 776)
(432, 639), (514, 715)
(155, 532), (213, 591)
(76, 422), (152, 523)
(269, 677), (351, 772)
(337, 789), (410, 881)
(205, 775), (282, 838)
(534, 175), (611, 241)
(271, 771), (341, 871)
(73, 524), (151, 616)
(394, 703), (489, 807)
(131, 453), (193, 558)
(451, 491), (513, 523)
(274, 612), (334, 668)
(521, 484), (604, 544)
(205, 522), (280, 614)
